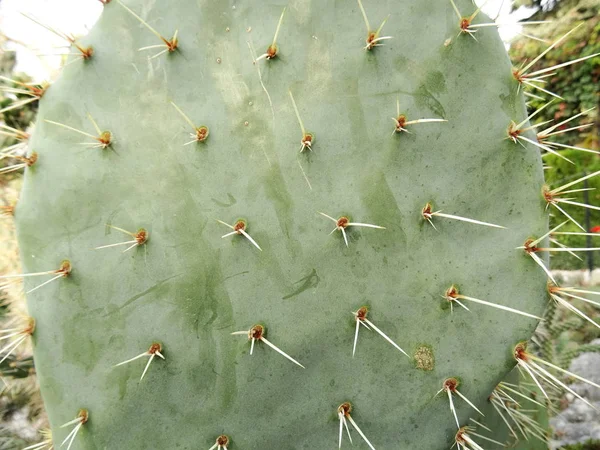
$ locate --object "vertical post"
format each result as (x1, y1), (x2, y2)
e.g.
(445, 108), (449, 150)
(583, 172), (594, 272)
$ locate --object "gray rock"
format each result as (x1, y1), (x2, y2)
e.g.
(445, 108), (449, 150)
(550, 339), (600, 449)
(1, 405), (39, 441)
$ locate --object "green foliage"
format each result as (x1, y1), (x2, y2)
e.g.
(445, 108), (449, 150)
(0, 46), (37, 133)
(510, 15), (600, 269)
(514, 0), (600, 19)
(0, 72), (38, 132)
(562, 440), (600, 450)
(513, 0), (561, 12)
(544, 152), (600, 269)
(544, 285), (600, 368)
(512, 18), (599, 147)
(0, 47), (37, 176)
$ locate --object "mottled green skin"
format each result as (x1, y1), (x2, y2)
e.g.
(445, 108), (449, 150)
(15, 0), (548, 448)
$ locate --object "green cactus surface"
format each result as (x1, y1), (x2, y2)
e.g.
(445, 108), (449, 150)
(12, 0), (554, 448)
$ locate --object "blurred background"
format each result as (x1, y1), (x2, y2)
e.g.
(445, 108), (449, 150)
(0, 0), (598, 448)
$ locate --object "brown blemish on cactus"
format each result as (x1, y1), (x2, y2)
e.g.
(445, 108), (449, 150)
(455, 427), (468, 445)
(366, 32), (377, 48)
(301, 133), (313, 149)
(58, 260), (72, 277)
(210, 435), (230, 449)
(355, 306), (368, 321)
(394, 114), (407, 132)
(443, 377), (459, 392)
(98, 131), (112, 148)
(413, 345), (435, 371)
(158, 34), (179, 54)
(336, 216), (350, 229)
(148, 342), (162, 355)
(234, 220), (247, 233)
(512, 68), (524, 84)
(337, 402), (352, 417)
(459, 18), (471, 32)
(7, 152), (38, 170)
(77, 409), (89, 425)
(542, 184), (554, 204)
(522, 238), (538, 253)
(507, 121), (521, 141)
(26, 152), (37, 166)
(445, 285), (459, 301)
(266, 44), (278, 60)
(196, 126), (209, 142)
(513, 341), (528, 361)
(422, 202), (433, 220)
(77, 45), (94, 60)
(249, 324), (264, 340)
(135, 229), (148, 246)
(24, 317), (36, 336)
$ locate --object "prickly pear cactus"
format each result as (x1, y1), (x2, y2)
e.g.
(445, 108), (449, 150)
(11, 0), (557, 448)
